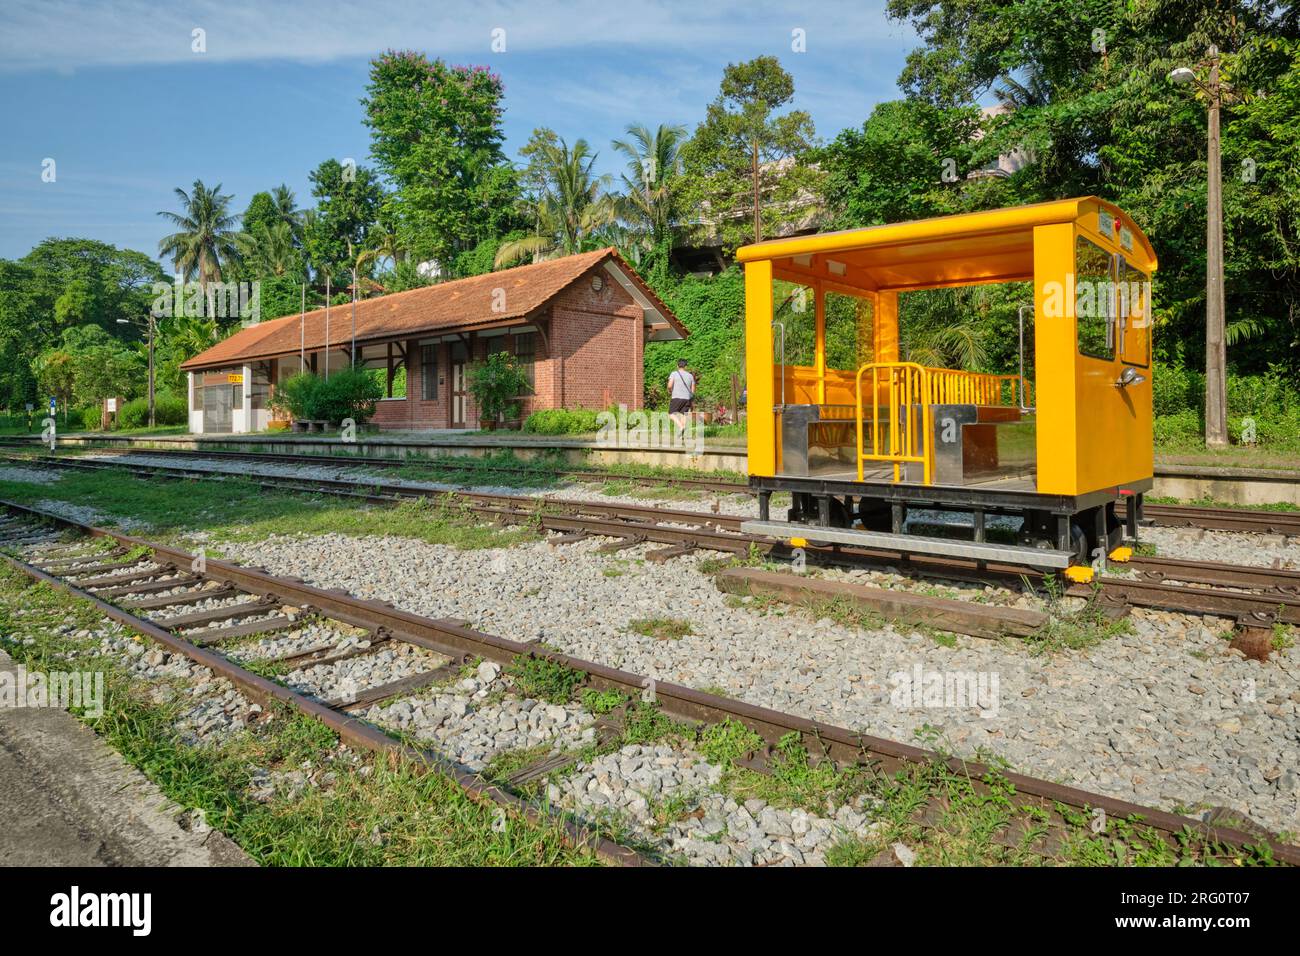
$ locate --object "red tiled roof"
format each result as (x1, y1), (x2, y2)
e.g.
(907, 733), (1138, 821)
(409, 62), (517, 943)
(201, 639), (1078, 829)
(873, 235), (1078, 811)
(181, 247), (684, 371)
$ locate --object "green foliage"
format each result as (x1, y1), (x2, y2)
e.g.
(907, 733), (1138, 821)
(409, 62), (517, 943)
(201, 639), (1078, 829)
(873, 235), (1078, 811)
(466, 351), (530, 423)
(698, 718), (763, 767)
(268, 370), (383, 424)
(115, 392), (188, 429)
(579, 688), (627, 716)
(452, 233), (523, 277)
(521, 408), (603, 435)
(505, 655), (585, 704)
(157, 180), (241, 285)
(678, 56), (821, 250)
(642, 267), (745, 406)
(306, 159), (383, 280)
(495, 131), (617, 268)
(0, 239), (164, 408)
(363, 52), (520, 267)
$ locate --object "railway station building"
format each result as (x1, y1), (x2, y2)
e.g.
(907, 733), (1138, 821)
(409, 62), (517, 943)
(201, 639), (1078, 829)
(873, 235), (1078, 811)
(179, 248), (687, 433)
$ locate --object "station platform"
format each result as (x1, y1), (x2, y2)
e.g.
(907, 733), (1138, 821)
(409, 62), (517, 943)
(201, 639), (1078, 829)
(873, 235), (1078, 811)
(0, 649), (251, 867)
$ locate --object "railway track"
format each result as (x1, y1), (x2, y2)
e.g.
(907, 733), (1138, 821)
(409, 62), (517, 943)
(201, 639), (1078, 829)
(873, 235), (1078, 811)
(1, 497), (1293, 866)
(6, 439), (1298, 534)
(7, 451), (1300, 632)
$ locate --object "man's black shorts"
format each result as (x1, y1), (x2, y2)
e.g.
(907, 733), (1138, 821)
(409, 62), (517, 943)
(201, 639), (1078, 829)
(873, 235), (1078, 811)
(669, 398), (693, 414)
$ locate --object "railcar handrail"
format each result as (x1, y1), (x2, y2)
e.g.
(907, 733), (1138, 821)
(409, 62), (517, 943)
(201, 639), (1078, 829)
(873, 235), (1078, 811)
(928, 369), (1028, 407)
(855, 362), (933, 484)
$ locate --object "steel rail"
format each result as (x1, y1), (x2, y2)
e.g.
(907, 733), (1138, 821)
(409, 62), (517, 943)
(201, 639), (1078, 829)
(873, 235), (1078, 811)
(9, 453), (1300, 625)
(2, 497), (1295, 865)
(0, 514), (649, 867)
(10, 444), (1300, 533)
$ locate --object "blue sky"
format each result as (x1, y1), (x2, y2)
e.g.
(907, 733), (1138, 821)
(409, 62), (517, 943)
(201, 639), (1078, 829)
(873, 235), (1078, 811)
(0, 0), (920, 263)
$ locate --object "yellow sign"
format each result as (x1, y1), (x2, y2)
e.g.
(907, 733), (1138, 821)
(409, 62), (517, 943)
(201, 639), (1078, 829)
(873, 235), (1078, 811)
(227, 373), (244, 384)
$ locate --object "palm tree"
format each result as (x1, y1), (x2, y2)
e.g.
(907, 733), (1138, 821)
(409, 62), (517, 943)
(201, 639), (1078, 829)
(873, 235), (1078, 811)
(611, 122), (686, 248)
(236, 220), (300, 277)
(495, 137), (617, 268)
(157, 180), (241, 315)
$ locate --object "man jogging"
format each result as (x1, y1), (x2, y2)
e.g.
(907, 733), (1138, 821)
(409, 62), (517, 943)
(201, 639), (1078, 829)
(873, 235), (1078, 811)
(667, 358), (695, 431)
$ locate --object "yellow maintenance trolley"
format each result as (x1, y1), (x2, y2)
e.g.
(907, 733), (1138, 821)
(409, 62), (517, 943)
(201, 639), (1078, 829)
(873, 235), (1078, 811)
(737, 197), (1156, 578)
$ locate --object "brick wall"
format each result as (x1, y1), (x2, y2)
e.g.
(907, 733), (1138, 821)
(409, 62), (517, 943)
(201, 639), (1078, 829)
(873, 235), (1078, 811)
(548, 271), (644, 411)
(356, 266), (650, 431)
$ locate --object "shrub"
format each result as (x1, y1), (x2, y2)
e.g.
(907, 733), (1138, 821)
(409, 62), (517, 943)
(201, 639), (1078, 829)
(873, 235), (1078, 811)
(1153, 407), (1202, 446)
(522, 408), (602, 435)
(116, 392), (187, 429)
(315, 368), (383, 424)
(1152, 364), (1203, 418)
(269, 372), (323, 421)
(466, 352), (530, 424)
(268, 370), (383, 425)
(79, 406), (103, 431)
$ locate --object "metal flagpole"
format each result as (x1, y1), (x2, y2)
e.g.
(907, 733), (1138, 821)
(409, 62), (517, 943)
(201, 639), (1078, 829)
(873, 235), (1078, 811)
(324, 274), (331, 380)
(299, 282), (306, 371)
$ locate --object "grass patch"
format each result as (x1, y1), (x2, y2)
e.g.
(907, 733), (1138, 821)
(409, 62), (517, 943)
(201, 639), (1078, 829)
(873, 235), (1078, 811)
(1023, 578), (1132, 654)
(0, 466), (536, 550)
(579, 688), (627, 715)
(628, 617), (694, 641)
(0, 563), (597, 866)
(505, 655), (586, 704)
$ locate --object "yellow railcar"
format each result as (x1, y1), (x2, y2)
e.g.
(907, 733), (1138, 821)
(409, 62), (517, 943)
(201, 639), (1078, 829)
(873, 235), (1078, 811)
(737, 197), (1156, 575)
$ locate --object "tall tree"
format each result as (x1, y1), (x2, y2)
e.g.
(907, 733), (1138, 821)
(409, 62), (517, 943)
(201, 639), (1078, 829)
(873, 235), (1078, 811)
(157, 180), (241, 307)
(306, 159), (383, 283)
(611, 122), (687, 251)
(363, 51), (521, 271)
(679, 56), (819, 249)
(494, 132), (616, 268)
(882, 0), (1300, 441)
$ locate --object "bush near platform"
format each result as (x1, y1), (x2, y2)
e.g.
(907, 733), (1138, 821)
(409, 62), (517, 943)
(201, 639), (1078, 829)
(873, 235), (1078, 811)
(521, 408), (603, 435)
(116, 392), (187, 429)
(1153, 365), (1300, 449)
(269, 370), (383, 425)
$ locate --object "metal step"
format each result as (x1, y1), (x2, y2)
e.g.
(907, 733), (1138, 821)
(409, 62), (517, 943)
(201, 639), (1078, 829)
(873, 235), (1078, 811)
(740, 519), (1075, 569)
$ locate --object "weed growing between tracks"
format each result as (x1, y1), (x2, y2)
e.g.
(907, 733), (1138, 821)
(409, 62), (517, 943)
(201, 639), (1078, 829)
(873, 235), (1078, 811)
(0, 563), (597, 866)
(0, 471), (536, 551)
(1022, 578), (1133, 654)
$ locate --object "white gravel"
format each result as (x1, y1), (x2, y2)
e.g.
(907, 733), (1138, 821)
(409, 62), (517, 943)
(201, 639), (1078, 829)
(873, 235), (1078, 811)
(209, 528), (1300, 836)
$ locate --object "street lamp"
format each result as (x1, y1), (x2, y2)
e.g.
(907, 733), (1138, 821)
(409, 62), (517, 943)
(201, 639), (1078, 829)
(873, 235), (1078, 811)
(1168, 45), (1235, 448)
(118, 315), (157, 427)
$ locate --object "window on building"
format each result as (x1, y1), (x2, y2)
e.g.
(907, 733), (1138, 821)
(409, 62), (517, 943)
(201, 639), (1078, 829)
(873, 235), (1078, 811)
(514, 331), (537, 387)
(421, 344), (438, 401)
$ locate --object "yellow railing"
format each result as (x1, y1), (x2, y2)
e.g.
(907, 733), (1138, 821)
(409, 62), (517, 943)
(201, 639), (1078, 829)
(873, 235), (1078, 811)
(855, 362), (933, 484)
(929, 369), (1026, 406)
(854, 365), (1032, 485)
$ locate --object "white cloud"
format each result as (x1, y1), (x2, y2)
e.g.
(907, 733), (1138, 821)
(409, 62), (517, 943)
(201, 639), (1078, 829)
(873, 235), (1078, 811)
(0, 0), (913, 72)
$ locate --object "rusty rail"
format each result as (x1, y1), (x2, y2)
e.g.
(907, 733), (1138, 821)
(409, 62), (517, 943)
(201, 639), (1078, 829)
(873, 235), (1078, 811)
(2, 497), (1296, 865)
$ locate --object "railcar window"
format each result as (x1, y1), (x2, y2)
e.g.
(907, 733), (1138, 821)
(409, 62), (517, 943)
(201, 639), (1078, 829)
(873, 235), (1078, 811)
(1118, 260), (1151, 367)
(773, 280), (815, 367)
(824, 291), (874, 371)
(1075, 236), (1115, 360)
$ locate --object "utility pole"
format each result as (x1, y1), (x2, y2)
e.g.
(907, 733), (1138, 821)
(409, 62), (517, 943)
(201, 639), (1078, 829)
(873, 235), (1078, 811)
(1170, 44), (1231, 448)
(1204, 45), (1227, 448)
(751, 140), (762, 243)
(147, 313), (156, 427)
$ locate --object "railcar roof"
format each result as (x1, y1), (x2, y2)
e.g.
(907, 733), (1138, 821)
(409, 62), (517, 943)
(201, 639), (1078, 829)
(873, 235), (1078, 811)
(736, 197), (1156, 292)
